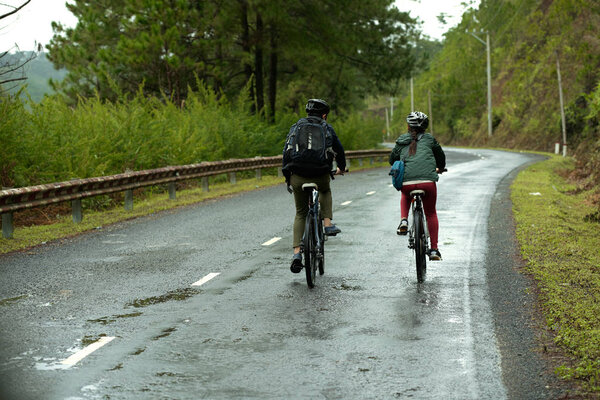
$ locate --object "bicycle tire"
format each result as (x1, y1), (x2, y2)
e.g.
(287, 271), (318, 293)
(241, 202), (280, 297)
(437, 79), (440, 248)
(317, 217), (325, 275)
(414, 208), (427, 283)
(304, 215), (317, 288)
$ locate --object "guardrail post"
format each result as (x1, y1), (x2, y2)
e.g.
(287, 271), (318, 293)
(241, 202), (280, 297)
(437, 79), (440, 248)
(72, 199), (83, 223)
(370, 157), (374, 165)
(2, 212), (14, 239)
(124, 189), (133, 211)
(229, 172), (237, 184)
(359, 158), (364, 167)
(277, 167), (283, 177)
(255, 168), (262, 180)
(168, 182), (176, 200)
(202, 177), (209, 192)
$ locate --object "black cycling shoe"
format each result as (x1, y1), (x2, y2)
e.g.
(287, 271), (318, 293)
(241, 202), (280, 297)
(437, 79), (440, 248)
(397, 219), (408, 235)
(428, 248), (442, 261)
(324, 224), (341, 236)
(290, 254), (303, 273)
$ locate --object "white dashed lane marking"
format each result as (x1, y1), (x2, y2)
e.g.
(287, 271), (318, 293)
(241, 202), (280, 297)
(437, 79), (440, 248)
(340, 201), (352, 206)
(366, 191), (376, 196)
(192, 272), (220, 287)
(262, 237), (282, 246)
(61, 336), (115, 367)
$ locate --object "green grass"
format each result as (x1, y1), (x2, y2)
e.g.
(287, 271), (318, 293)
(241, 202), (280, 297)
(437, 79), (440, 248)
(511, 154), (600, 393)
(0, 160), (389, 255)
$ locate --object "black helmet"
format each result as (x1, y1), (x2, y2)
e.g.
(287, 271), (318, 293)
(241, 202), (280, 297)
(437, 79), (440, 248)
(305, 98), (330, 115)
(406, 111), (429, 130)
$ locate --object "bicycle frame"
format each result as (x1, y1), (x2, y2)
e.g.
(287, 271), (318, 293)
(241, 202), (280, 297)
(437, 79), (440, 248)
(408, 195), (430, 248)
(307, 188), (323, 254)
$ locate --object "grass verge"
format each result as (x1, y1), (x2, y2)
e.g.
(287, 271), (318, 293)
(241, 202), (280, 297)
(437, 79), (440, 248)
(0, 161), (389, 255)
(511, 154), (600, 394)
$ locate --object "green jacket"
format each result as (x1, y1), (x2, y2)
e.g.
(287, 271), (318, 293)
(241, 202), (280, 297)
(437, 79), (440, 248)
(389, 132), (446, 182)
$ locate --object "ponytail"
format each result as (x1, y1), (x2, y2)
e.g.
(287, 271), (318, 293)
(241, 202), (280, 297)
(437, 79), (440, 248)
(408, 126), (424, 156)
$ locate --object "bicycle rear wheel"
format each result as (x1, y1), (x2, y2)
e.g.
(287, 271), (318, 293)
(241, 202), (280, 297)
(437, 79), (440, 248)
(414, 209), (427, 283)
(304, 216), (317, 288)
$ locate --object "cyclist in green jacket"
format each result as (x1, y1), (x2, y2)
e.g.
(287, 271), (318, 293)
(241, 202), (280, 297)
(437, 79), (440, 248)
(389, 111), (446, 260)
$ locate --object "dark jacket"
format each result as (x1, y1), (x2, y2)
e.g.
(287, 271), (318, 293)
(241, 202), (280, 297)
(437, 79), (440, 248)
(282, 116), (346, 180)
(389, 132), (445, 182)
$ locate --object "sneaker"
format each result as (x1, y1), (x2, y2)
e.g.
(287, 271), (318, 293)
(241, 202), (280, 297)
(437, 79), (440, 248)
(428, 248), (442, 261)
(324, 224), (341, 236)
(290, 253), (303, 273)
(397, 219), (408, 235)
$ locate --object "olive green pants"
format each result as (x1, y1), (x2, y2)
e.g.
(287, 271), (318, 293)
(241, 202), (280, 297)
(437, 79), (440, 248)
(290, 173), (333, 248)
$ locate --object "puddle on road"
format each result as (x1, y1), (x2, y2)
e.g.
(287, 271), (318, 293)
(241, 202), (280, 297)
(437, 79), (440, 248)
(0, 294), (29, 306)
(109, 363), (123, 371)
(34, 361), (70, 371)
(131, 347), (146, 356)
(82, 333), (109, 347)
(126, 288), (199, 308)
(88, 311), (143, 325)
(333, 282), (362, 291)
(152, 327), (176, 341)
(228, 269), (258, 284)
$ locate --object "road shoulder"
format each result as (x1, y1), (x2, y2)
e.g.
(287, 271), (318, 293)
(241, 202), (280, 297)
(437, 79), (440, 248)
(486, 156), (575, 399)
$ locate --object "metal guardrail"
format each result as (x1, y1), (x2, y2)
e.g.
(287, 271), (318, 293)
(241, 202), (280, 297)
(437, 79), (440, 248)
(0, 149), (391, 238)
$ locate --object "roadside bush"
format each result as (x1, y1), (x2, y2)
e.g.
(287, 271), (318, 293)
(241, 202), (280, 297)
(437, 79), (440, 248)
(0, 87), (384, 188)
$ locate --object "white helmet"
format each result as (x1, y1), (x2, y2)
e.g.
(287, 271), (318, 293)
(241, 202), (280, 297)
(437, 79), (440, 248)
(406, 111), (429, 130)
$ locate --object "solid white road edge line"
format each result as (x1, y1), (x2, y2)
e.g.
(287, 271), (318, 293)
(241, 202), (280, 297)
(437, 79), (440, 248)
(192, 272), (220, 287)
(340, 201), (352, 206)
(61, 336), (115, 366)
(262, 237), (282, 246)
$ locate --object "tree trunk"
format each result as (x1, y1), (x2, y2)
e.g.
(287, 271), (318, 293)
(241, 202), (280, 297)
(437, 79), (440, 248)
(239, 0), (254, 110)
(254, 12), (264, 116)
(268, 24), (278, 123)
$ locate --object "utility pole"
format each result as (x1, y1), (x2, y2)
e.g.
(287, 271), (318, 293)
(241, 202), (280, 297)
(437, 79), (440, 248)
(469, 30), (492, 137)
(410, 77), (414, 111)
(555, 51), (567, 157)
(428, 90), (433, 134)
(385, 107), (390, 141)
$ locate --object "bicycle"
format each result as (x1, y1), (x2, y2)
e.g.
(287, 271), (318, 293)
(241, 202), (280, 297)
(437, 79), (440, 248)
(301, 183), (325, 288)
(406, 169), (446, 283)
(407, 189), (429, 283)
(299, 168), (346, 288)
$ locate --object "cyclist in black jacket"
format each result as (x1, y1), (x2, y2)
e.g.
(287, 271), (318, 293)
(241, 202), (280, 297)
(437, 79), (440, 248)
(282, 99), (347, 273)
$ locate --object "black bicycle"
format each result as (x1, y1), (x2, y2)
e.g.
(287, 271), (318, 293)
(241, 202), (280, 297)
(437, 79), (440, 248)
(406, 169), (446, 283)
(407, 190), (429, 283)
(301, 183), (325, 288)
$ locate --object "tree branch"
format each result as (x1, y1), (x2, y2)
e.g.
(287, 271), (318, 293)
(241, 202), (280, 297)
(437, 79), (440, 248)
(0, 0), (31, 20)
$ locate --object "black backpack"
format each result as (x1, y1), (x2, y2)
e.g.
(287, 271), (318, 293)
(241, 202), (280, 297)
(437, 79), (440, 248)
(284, 117), (333, 167)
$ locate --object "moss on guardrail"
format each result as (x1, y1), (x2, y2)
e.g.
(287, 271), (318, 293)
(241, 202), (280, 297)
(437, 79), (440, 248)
(511, 154), (600, 394)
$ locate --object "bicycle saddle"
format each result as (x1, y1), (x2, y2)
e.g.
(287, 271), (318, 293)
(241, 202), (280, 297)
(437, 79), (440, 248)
(302, 183), (318, 191)
(410, 190), (425, 197)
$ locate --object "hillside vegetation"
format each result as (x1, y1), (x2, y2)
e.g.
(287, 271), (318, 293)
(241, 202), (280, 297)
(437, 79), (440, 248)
(395, 0), (599, 190)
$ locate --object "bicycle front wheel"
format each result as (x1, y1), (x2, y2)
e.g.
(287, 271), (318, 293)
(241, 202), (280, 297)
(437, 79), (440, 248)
(414, 209), (427, 283)
(317, 217), (325, 275)
(304, 215), (317, 288)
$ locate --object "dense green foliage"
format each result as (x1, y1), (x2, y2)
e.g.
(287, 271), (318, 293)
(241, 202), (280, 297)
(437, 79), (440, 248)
(394, 0), (599, 158)
(512, 155), (600, 392)
(0, 86), (384, 188)
(47, 0), (416, 115)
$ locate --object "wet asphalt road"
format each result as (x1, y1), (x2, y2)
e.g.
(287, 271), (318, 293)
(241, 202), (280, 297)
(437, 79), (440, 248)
(0, 148), (564, 399)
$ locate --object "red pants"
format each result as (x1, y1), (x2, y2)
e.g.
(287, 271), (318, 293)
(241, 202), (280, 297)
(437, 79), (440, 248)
(400, 182), (439, 249)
